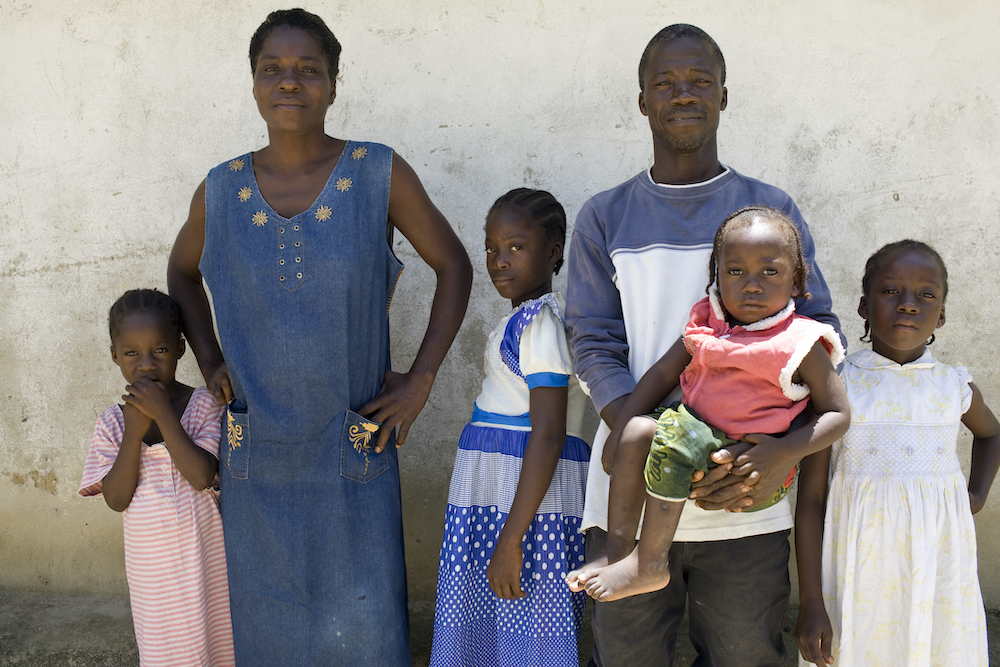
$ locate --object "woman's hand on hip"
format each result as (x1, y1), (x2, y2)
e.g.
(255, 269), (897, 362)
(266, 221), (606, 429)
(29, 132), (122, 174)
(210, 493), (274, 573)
(359, 369), (435, 453)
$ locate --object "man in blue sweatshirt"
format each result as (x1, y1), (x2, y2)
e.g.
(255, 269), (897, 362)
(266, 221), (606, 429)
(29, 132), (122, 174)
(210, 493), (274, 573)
(565, 24), (841, 667)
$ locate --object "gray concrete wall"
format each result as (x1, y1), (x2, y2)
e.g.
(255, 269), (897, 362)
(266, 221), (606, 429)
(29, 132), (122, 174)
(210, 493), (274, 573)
(2, 0), (999, 610)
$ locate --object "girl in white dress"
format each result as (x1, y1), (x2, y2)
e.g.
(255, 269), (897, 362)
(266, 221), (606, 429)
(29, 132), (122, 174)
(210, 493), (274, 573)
(796, 240), (1000, 666)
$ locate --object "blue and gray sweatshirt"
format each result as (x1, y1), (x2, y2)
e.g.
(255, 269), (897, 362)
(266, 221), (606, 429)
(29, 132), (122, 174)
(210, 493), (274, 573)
(566, 166), (842, 541)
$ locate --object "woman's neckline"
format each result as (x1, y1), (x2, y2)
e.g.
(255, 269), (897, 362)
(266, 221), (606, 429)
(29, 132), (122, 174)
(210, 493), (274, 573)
(247, 139), (350, 221)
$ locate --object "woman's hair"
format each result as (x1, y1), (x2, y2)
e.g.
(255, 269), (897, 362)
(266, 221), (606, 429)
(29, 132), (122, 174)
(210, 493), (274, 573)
(488, 188), (567, 275)
(706, 205), (810, 299)
(109, 289), (183, 344)
(859, 239), (948, 343)
(249, 8), (342, 82)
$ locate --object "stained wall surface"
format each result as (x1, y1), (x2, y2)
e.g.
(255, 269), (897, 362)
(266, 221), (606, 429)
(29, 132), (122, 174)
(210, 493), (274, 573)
(2, 0), (999, 609)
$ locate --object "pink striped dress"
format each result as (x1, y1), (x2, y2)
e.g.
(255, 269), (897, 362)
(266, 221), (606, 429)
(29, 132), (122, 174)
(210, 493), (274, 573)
(80, 387), (235, 667)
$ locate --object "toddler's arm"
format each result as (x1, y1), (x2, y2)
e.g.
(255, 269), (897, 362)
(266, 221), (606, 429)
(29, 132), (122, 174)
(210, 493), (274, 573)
(601, 337), (691, 474)
(101, 402), (152, 512)
(794, 449), (834, 665)
(487, 385), (567, 599)
(730, 339), (850, 488)
(125, 379), (218, 491)
(963, 383), (1000, 514)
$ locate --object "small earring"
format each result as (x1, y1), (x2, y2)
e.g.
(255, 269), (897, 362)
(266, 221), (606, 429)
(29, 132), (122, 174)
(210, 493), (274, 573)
(927, 333), (936, 345)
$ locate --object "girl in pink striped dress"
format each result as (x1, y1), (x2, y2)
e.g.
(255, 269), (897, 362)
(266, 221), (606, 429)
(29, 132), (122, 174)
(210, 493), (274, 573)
(80, 289), (235, 667)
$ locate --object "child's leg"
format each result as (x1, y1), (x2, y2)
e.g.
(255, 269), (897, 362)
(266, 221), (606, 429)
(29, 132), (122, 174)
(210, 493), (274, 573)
(583, 493), (684, 602)
(581, 404), (724, 601)
(566, 415), (657, 590)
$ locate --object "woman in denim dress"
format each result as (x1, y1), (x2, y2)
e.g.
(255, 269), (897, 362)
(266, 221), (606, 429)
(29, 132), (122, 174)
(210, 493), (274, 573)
(167, 9), (472, 666)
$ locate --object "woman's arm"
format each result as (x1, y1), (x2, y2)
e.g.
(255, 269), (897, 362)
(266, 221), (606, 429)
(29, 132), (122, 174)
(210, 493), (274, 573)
(167, 181), (235, 405)
(487, 385), (567, 599)
(795, 448), (834, 665)
(963, 383), (1000, 514)
(358, 153), (473, 453)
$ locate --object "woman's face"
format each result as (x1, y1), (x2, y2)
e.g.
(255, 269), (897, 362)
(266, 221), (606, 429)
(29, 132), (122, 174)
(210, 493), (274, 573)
(252, 27), (335, 134)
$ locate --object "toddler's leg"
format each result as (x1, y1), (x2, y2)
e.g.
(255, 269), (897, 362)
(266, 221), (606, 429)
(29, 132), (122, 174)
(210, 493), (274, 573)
(583, 493), (683, 602)
(582, 405), (722, 601)
(566, 415), (657, 591)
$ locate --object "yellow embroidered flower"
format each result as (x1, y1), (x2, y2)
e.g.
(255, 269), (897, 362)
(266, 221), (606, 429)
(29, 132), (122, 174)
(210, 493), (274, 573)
(229, 158), (245, 171)
(336, 177), (352, 192)
(315, 205), (332, 221)
(349, 421), (380, 452)
(352, 146), (368, 160)
(252, 211), (268, 227)
(238, 187), (253, 202)
(227, 412), (243, 452)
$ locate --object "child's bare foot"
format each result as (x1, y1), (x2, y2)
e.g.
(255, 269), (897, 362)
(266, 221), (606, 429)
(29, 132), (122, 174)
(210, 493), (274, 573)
(583, 550), (671, 602)
(565, 535), (634, 591)
(566, 554), (611, 591)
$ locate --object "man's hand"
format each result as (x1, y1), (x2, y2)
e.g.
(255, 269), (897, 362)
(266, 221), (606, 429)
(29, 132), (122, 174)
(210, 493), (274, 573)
(688, 442), (756, 511)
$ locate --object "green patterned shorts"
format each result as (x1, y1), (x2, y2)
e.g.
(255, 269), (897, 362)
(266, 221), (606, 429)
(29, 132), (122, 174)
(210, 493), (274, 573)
(643, 403), (796, 511)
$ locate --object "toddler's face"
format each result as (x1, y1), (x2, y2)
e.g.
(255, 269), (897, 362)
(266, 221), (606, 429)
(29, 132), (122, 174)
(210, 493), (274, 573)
(717, 221), (799, 325)
(111, 311), (183, 387)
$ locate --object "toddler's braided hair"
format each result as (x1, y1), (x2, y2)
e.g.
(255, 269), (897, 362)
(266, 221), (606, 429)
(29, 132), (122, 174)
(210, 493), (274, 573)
(706, 206), (809, 300)
(109, 289), (183, 345)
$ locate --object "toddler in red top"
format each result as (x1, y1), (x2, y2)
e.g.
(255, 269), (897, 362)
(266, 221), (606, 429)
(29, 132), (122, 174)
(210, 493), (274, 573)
(567, 206), (850, 602)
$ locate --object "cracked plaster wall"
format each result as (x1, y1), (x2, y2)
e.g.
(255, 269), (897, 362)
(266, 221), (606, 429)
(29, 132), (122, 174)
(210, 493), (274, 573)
(2, 0), (999, 607)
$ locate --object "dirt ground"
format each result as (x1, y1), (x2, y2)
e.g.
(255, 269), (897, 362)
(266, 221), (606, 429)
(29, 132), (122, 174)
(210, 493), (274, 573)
(2, 590), (998, 666)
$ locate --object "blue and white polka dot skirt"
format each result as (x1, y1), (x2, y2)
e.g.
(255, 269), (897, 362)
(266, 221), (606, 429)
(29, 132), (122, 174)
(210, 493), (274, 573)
(429, 423), (589, 667)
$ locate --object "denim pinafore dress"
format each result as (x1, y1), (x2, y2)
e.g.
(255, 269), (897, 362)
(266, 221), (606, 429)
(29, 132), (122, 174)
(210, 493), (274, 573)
(200, 141), (409, 665)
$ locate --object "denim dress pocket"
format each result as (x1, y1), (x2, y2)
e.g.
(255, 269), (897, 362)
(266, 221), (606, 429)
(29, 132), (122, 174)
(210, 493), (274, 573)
(340, 410), (389, 483)
(224, 399), (250, 480)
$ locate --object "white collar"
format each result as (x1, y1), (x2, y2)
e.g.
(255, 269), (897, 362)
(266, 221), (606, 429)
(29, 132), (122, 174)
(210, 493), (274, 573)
(645, 164), (731, 189)
(708, 289), (796, 331)
(848, 348), (937, 370)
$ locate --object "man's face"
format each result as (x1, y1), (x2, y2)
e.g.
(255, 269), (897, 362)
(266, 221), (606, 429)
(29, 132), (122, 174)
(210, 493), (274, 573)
(639, 37), (727, 155)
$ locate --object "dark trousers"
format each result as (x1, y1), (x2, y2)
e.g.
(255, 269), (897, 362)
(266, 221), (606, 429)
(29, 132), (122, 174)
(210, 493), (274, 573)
(586, 527), (790, 667)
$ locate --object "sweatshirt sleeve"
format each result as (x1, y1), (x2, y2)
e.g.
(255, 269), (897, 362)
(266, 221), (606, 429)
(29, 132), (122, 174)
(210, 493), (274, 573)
(783, 198), (846, 352)
(565, 202), (636, 414)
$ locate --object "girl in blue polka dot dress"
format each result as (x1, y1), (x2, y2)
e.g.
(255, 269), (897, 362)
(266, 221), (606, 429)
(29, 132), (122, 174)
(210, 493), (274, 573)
(429, 189), (591, 667)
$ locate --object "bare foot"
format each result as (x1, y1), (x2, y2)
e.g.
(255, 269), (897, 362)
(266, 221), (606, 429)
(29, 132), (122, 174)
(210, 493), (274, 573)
(583, 550), (670, 602)
(565, 537), (633, 592)
(566, 553), (611, 592)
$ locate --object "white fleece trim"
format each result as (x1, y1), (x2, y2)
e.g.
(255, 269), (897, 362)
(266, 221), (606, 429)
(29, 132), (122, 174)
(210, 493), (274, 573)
(708, 290), (796, 331)
(778, 327), (846, 401)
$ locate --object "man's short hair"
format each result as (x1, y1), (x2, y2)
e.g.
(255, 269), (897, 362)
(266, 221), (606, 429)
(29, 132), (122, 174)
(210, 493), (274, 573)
(638, 24), (726, 92)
